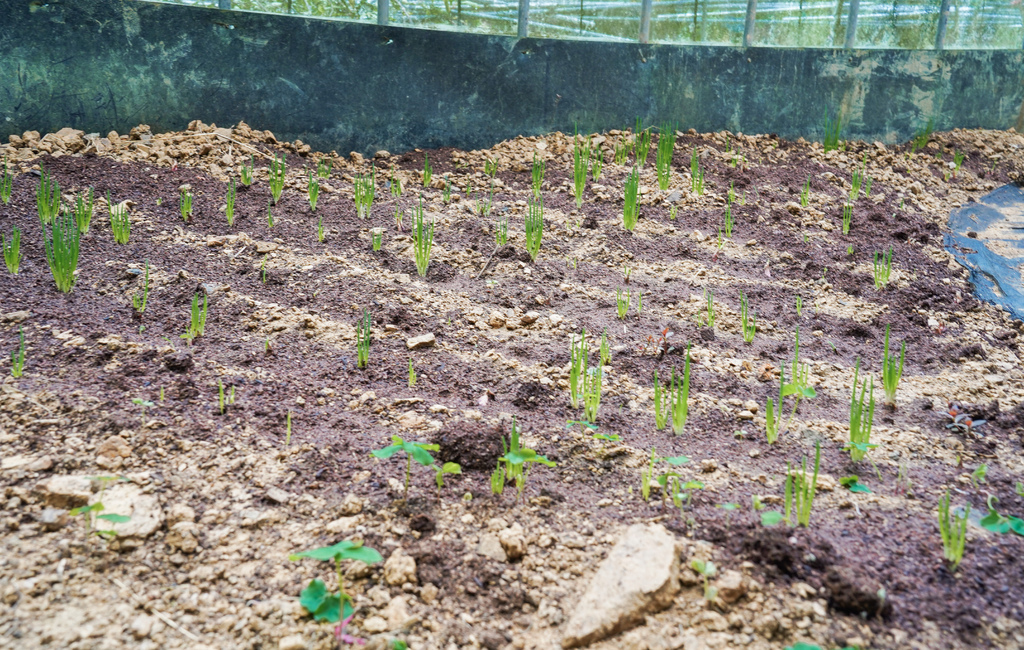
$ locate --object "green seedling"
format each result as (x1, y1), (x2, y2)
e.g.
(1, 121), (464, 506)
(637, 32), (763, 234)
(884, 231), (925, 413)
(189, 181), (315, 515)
(911, 117), (934, 154)
(260, 255), (267, 283)
(953, 149), (965, 176)
(225, 177), (236, 226)
(268, 153), (286, 204)
(623, 166), (640, 231)
(317, 157), (333, 179)
(840, 475), (872, 493)
(652, 370), (668, 430)
(476, 181), (494, 218)
(655, 124), (676, 190)
(782, 328), (817, 432)
(525, 197), (543, 261)
(842, 203), (852, 234)
(267, 201), (274, 228)
(784, 440), (821, 527)
(423, 153), (432, 187)
(582, 366), (602, 423)
(723, 204), (733, 239)
(690, 149), (704, 195)
(290, 540), (383, 624)
(662, 476), (703, 511)
(285, 410), (292, 445)
(590, 147), (603, 181)
(370, 227), (383, 251)
(530, 152), (545, 199)
(623, 265), (632, 283)
(670, 345), (692, 436)
(0, 156), (11, 204)
(356, 309), (371, 369)
(131, 397), (153, 427)
(703, 289), (715, 329)
(484, 158), (498, 178)
(800, 176), (810, 207)
(442, 174), (451, 203)
(971, 463), (987, 488)
(873, 248), (893, 290)
(180, 292), (208, 344)
(765, 363), (785, 444)
(73, 187), (94, 234)
(795, 295), (802, 316)
(109, 193), (131, 244)
(864, 175), (873, 196)
(614, 139), (629, 165)
(217, 380), (236, 415)
(846, 360), (876, 462)
(1016, 482), (1024, 498)
(978, 495), (1024, 535)
(10, 327), (25, 378)
(639, 448), (690, 501)
(372, 435), (440, 497)
(636, 120), (651, 166)
(937, 491), (968, 569)
(670, 205), (678, 220)
(599, 329), (610, 368)
(616, 288), (630, 319)
(307, 172), (320, 211)
(569, 330), (588, 409)
(494, 416), (556, 501)
(690, 560), (717, 601)
(413, 197), (434, 277)
(354, 168), (376, 219)
(36, 167), (60, 224)
(636, 291), (643, 317)
(240, 155), (254, 186)
(132, 260), (149, 314)
(69, 476), (131, 538)
(431, 462), (462, 493)
(740, 292), (756, 343)
(572, 130), (589, 209)
(408, 359), (417, 388)
(179, 187), (193, 221)
(43, 205), (81, 293)
(316, 215), (326, 243)
(2, 227), (21, 274)
(495, 213), (508, 246)
(822, 109), (843, 152)
(850, 157), (865, 201)
(881, 325), (905, 405)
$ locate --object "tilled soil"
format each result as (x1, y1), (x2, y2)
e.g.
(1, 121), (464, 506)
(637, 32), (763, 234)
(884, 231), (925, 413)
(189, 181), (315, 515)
(1, 121), (1024, 650)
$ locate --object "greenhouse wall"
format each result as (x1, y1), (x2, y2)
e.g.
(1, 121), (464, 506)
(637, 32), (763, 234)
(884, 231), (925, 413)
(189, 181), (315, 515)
(0, 0), (1022, 154)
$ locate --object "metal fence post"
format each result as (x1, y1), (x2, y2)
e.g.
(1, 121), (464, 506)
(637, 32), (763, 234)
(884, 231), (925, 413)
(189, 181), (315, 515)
(844, 0), (860, 48)
(742, 0), (758, 47)
(935, 0), (951, 50)
(639, 0), (653, 43)
(218, 0), (232, 9)
(378, 0), (389, 25)
(518, 0), (530, 38)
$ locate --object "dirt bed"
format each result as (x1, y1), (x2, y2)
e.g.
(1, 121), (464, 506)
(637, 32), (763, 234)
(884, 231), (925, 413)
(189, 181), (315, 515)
(1, 121), (1024, 650)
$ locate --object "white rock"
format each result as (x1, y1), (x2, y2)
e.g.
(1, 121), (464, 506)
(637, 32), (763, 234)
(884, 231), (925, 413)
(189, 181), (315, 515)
(521, 311), (541, 325)
(383, 595), (411, 629)
(363, 616), (388, 633)
(406, 333), (436, 350)
(130, 614), (155, 639)
(94, 483), (164, 538)
(35, 475), (93, 509)
(340, 493), (364, 515)
(717, 569), (747, 604)
(278, 634), (306, 650)
(476, 533), (507, 562)
(498, 523), (527, 561)
(383, 548), (417, 585)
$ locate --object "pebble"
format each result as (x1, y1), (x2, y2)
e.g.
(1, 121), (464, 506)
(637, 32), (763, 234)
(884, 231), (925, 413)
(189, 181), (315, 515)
(406, 333), (436, 350)
(278, 634), (305, 650)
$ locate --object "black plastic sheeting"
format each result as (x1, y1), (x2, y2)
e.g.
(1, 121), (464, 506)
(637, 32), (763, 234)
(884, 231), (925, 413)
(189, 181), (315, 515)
(945, 184), (1024, 322)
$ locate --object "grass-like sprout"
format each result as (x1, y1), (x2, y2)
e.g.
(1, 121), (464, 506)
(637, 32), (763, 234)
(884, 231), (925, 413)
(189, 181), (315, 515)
(822, 109), (844, 153)
(569, 330), (588, 409)
(72, 188), (94, 234)
(218, 379), (236, 415)
(623, 166), (640, 231)
(727, 181), (736, 205)
(723, 204), (733, 239)
(690, 149), (704, 195)
(795, 295), (802, 316)
(484, 158), (498, 178)
(43, 206), (80, 293)
(354, 168), (376, 219)
(221, 177), (235, 226)
(108, 193), (131, 244)
(873, 247), (893, 290)
(572, 129), (589, 209)
(267, 201), (274, 228)
(532, 153), (545, 199)
(423, 153), (432, 187)
(443, 175), (451, 203)
(784, 440), (821, 527)
(938, 492), (968, 569)
(655, 123), (676, 190)
(10, 327), (25, 378)
(2, 227), (21, 274)
(765, 362), (784, 444)
(850, 159), (864, 201)
(953, 149), (965, 176)
(616, 288), (630, 319)
(285, 410), (292, 445)
(636, 121), (652, 166)
(316, 215), (325, 243)
(37, 167), (60, 224)
(356, 309), (371, 369)
(910, 117), (935, 154)
(179, 188), (193, 221)
(800, 176), (810, 207)
(307, 172), (319, 212)
(408, 359), (417, 388)
(842, 203), (852, 234)
(880, 325), (906, 406)
(847, 359), (876, 462)
(614, 139), (629, 165)
(268, 153), (286, 204)
(132, 260), (149, 314)
(525, 197), (543, 261)
(0, 156), (12, 205)
(740, 292), (756, 343)
(703, 289), (715, 328)
(390, 165), (402, 198)
(599, 329), (610, 367)
(582, 366), (602, 423)
(653, 370), (667, 430)
(669, 345), (692, 435)
(495, 213), (508, 246)
(181, 292), (208, 344)
(494, 416), (556, 502)
(590, 147), (603, 181)
(393, 206), (404, 232)
(317, 157), (332, 178)
(413, 196), (434, 277)
(477, 181), (494, 217)
(371, 228), (383, 251)
(240, 155), (254, 186)
(670, 205), (678, 220)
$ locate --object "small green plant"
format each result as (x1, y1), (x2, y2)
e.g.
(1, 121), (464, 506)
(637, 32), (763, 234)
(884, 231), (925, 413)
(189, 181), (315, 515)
(937, 491), (968, 569)
(614, 139), (629, 165)
(225, 177), (236, 226)
(354, 168), (376, 219)
(582, 366), (602, 423)
(431, 462), (462, 493)
(953, 149), (965, 176)
(881, 325), (905, 406)
(702, 289), (715, 329)
(532, 152), (545, 199)
(413, 197), (434, 277)
(317, 215), (326, 243)
(484, 158), (498, 178)
(822, 109), (843, 152)
(1016, 482), (1023, 498)
(43, 206), (81, 293)
(842, 203), (852, 234)
(655, 123), (676, 190)
(640, 449), (690, 501)
(290, 540), (383, 624)
(423, 153), (432, 187)
(652, 370), (668, 430)
(240, 155), (254, 186)
(408, 358), (417, 387)
(494, 416), (556, 501)
(636, 121), (652, 166)
(765, 363), (785, 444)
(371, 227), (383, 251)
(690, 149), (704, 195)
(372, 435), (440, 496)
(317, 157), (333, 179)
(864, 175), (873, 196)
(442, 174), (451, 203)
(268, 153), (286, 204)
(267, 201), (274, 227)
(690, 560), (717, 601)
(0, 156), (11, 205)
(784, 440), (821, 527)
(181, 292), (208, 344)
(850, 158), (865, 201)
(599, 329), (610, 368)
(10, 327), (25, 378)
(286, 410), (292, 445)
(2, 227), (21, 274)
(73, 187), (94, 234)
(840, 475), (871, 493)
(572, 129), (589, 209)
(307, 172), (320, 212)
(800, 176), (810, 207)
(971, 463), (987, 488)
(493, 212), (508, 247)
(389, 165), (402, 198)
(476, 181), (494, 217)
(217, 379), (236, 415)
(740, 292), (756, 343)
(261, 255), (267, 283)
(623, 166), (640, 231)
(569, 330), (588, 409)
(36, 167), (60, 224)
(670, 345), (692, 436)
(873, 247), (893, 290)
(722, 204), (733, 239)
(179, 187), (193, 221)
(131, 397), (153, 427)
(669, 205), (678, 220)
(795, 295), (802, 316)
(356, 309), (371, 369)
(846, 360), (876, 462)
(911, 117), (935, 154)
(525, 198), (543, 261)
(132, 260), (149, 314)
(616, 288), (631, 319)
(727, 181), (736, 205)
(590, 147), (603, 180)
(69, 476), (131, 538)
(782, 328), (817, 431)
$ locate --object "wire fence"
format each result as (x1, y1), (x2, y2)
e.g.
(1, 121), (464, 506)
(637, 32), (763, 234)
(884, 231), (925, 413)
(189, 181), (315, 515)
(161, 0), (1024, 48)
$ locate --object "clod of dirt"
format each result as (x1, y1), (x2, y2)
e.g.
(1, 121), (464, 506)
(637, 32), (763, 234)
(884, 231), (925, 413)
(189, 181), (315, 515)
(163, 352), (194, 372)
(434, 421), (503, 471)
(954, 343), (987, 360)
(823, 566), (893, 619)
(409, 513), (436, 533)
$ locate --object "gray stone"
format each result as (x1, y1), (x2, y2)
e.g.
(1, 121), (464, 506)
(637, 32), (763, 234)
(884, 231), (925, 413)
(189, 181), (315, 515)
(35, 475), (93, 509)
(406, 333), (436, 350)
(476, 533), (507, 562)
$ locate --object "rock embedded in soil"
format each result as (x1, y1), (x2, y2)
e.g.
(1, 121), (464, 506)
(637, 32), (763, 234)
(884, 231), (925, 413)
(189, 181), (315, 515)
(476, 533), (508, 562)
(824, 566), (893, 619)
(94, 483), (163, 542)
(35, 475), (92, 509)
(406, 333), (436, 350)
(716, 570), (748, 604)
(384, 548), (418, 585)
(561, 523), (681, 648)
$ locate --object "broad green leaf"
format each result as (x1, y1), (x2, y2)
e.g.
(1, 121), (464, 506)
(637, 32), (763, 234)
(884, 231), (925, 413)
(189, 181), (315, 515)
(761, 511), (785, 527)
(371, 444), (403, 459)
(593, 433), (620, 441)
(839, 475), (871, 493)
(798, 386), (817, 398)
(290, 540), (381, 564)
(344, 546), (384, 565)
(1008, 516), (1024, 536)
(979, 511), (1010, 533)
(70, 503), (104, 516)
(656, 472), (681, 487)
(781, 383), (799, 397)
(785, 644), (823, 650)
(665, 456), (690, 465)
(96, 513), (131, 523)
(532, 454), (556, 467)
(717, 503), (740, 510)
(313, 593), (342, 622)
(405, 443), (436, 467)
(440, 462), (462, 475)
(299, 578), (328, 614)
(682, 480), (704, 490)
(845, 441), (878, 452)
